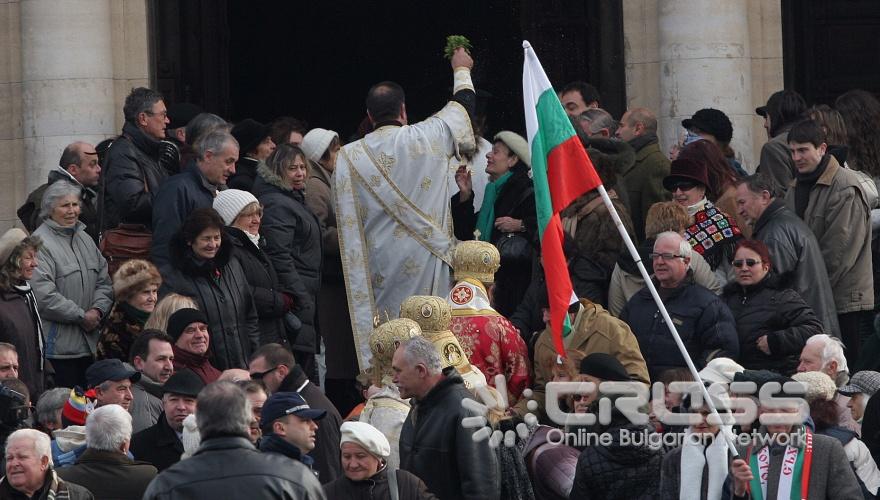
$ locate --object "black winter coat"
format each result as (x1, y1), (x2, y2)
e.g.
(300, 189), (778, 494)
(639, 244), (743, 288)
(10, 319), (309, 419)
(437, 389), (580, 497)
(722, 275), (823, 375)
(0, 287), (46, 397)
(323, 467), (438, 500)
(620, 272), (739, 381)
(142, 436), (326, 500)
(151, 164), (217, 280)
(228, 156), (259, 193)
(752, 199), (841, 338)
(569, 417), (664, 500)
(509, 254), (608, 344)
(166, 230), (260, 370)
(130, 412), (184, 472)
(451, 163), (537, 317)
(56, 448), (157, 499)
(399, 368), (500, 500)
(101, 121), (168, 229)
(253, 163), (322, 353)
(226, 227), (288, 346)
(278, 366), (343, 484)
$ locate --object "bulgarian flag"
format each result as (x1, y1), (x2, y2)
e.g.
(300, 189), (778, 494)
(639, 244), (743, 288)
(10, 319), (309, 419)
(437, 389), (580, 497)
(523, 41), (603, 358)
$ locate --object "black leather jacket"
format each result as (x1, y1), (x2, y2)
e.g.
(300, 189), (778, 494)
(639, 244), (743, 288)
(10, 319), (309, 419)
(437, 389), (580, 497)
(142, 436), (327, 499)
(399, 368), (500, 500)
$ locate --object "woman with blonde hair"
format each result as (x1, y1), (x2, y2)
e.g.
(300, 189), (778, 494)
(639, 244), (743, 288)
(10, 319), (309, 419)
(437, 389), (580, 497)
(608, 201), (721, 316)
(144, 293), (198, 332)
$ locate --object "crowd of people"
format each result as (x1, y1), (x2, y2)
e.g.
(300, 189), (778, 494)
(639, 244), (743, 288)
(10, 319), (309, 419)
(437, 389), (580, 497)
(0, 46), (879, 499)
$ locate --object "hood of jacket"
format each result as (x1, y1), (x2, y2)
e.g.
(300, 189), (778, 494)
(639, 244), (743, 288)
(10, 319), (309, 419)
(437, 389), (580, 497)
(53, 426), (86, 452)
(586, 137), (636, 185)
(41, 218), (87, 237)
(254, 163), (305, 202)
(169, 227), (233, 277)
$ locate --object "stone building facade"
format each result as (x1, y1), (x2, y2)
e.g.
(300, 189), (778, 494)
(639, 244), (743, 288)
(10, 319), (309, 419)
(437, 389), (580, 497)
(0, 0), (784, 232)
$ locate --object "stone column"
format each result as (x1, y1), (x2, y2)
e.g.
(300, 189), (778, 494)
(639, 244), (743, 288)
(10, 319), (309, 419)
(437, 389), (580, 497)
(20, 0), (117, 193)
(658, 0), (755, 171)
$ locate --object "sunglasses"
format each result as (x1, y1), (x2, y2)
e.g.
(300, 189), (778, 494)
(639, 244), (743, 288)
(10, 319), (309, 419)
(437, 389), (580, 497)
(669, 181), (698, 192)
(250, 365), (280, 380)
(732, 259), (762, 268)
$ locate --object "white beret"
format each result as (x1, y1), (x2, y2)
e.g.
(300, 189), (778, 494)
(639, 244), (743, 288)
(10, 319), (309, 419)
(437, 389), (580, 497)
(340, 421), (390, 458)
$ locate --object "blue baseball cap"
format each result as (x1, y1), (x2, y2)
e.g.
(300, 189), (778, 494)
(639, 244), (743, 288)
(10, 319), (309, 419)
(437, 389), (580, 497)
(260, 392), (326, 430)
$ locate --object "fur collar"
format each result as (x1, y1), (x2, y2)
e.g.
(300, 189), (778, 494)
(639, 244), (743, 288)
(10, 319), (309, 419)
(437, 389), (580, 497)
(257, 163), (294, 192)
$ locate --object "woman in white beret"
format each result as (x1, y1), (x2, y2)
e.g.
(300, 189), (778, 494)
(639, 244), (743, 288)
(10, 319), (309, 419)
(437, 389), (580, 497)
(323, 421), (437, 499)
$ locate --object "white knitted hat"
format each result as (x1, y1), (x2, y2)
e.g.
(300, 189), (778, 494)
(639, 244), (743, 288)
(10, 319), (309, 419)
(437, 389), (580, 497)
(698, 358), (745, 384)
(212, 189), (259, 226)
(300, 128), (339, 162)
(180, 413), (201, 459)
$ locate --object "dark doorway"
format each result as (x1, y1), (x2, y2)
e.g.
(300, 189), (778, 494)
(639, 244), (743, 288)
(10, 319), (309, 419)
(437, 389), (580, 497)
(153, 0), (625, 138)
(782, 0), (880, 104)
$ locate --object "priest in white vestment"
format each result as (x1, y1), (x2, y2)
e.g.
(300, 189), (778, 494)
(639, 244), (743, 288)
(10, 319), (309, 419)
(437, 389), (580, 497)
(335, 48), (477, 370)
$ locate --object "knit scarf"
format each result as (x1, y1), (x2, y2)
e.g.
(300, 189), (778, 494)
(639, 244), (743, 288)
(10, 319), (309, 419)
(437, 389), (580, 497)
(684, 201), (741, 257)
(120, 301), (150, 326)
(244, 231), (261, 248)
(679, 427), (730, 500)
(15, 284), (45, 370)
(475, 171), (513, 241)
(748, 426), (813, 500)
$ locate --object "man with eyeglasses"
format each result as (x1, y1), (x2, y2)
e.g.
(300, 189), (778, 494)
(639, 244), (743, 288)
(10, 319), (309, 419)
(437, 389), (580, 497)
(150, 129), (239, 285)
(615, 107), (671, 242)
(248, 343), (342, 484)
(101, 87), (171, 231)
(620, 231), (739, 381)
(735, 174), (840, 338)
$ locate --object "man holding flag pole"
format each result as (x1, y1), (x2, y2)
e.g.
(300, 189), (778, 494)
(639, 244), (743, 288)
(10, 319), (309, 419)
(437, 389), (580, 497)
(521, 36), (737, 450)
(521, 40), (862, 500)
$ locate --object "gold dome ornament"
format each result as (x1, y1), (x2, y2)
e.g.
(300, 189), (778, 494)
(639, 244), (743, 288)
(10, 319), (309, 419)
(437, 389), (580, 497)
(452, 240), (500, 284)
(399, 295), (487, 391)
(368, 318), (423, 385)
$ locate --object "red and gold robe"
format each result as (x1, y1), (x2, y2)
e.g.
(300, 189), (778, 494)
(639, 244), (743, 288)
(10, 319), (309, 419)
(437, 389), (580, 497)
(447, 278), (531, 403)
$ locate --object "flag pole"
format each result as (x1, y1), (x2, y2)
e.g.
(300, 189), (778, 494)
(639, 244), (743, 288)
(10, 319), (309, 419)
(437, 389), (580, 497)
(595, 184), (738, 457)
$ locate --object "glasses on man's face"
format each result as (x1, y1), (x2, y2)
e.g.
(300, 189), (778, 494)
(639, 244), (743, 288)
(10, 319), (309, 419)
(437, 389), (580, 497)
(145, 110), (168, 119)
(669, 181), (697, 192)
(250, 366), (279, 380)
(732, 259), (762, 268)
(649, 252), (684, 261)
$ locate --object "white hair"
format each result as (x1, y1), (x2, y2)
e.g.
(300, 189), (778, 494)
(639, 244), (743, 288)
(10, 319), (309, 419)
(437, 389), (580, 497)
(654, 231), (692, 260)
(401, 336), (443, 375)
(6, 429), (52, 467)
(86, 404), (132, 452)
(805, 334), (848, 384)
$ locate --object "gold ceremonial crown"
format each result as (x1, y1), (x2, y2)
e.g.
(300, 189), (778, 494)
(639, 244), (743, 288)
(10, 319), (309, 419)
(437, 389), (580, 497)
(369, 318), (422, 381)
(399, 295), (452, 333)
(400, 295), (487, 390)
(453, 240), (500, 284)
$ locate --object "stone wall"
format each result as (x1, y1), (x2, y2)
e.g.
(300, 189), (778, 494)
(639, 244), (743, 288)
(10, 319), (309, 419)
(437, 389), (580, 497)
(623, 0), (784, 172)
(0, 0), (150, 233)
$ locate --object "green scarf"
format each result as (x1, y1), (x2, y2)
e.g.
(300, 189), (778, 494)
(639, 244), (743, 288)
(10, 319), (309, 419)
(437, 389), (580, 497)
(475, 171), (513, 241)
(121, 301), (151, 326)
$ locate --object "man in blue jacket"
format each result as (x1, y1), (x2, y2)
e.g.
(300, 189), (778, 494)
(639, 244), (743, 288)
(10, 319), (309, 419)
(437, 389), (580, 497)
(620, 231), (739, 380)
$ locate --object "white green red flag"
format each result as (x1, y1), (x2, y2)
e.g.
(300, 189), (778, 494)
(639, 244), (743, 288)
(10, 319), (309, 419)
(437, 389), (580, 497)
(522, 41), (603, 358)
